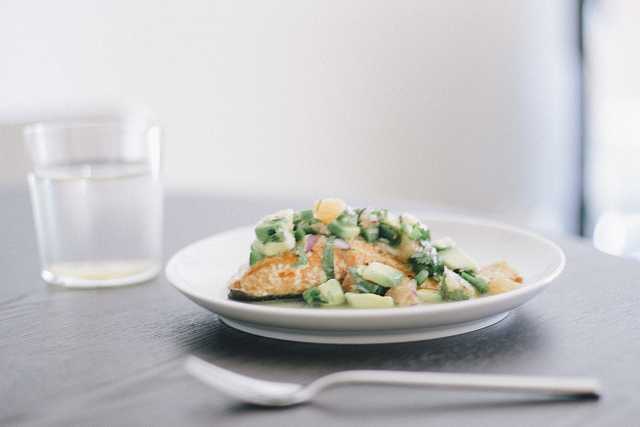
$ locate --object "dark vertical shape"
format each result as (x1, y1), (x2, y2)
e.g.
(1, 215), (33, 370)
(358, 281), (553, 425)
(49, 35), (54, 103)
(577, 0), (588, 236)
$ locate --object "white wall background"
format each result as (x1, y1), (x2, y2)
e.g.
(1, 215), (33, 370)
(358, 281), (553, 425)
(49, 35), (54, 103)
(0, 0), (580, 232)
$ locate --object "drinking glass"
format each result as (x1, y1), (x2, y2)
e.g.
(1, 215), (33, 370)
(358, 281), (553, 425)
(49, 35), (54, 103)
(24, 119), (163, 288)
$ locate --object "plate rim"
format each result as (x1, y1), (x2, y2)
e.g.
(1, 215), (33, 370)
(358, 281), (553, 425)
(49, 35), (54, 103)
(166, 215), (566, 321)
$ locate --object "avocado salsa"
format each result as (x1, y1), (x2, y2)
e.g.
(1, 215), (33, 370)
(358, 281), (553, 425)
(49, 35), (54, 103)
(228, 198), (524, 308)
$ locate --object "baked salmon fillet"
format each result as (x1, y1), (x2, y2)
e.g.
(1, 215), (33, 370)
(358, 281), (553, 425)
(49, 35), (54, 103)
(228, 236), (412, 301)
(227, 198), (523, 307)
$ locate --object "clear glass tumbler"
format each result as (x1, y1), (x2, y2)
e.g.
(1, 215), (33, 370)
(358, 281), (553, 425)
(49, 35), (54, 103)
(24, 119), (163, 288)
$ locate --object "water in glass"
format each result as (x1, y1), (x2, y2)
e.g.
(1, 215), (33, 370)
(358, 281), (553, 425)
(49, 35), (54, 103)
(29, 160), (162, 287)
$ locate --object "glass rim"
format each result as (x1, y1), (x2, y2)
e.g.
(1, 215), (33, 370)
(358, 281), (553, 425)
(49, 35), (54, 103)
(23, 119), (160, 137)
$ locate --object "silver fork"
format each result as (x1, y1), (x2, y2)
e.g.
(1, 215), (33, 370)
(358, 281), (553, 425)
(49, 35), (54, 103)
(184, 356), (600, 407)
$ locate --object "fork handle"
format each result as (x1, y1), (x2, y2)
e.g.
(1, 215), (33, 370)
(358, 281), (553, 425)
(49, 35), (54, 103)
(307, 370), (600, 398)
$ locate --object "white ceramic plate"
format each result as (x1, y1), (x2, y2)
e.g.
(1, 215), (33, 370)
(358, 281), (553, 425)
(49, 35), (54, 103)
(166, 217), (565, 344)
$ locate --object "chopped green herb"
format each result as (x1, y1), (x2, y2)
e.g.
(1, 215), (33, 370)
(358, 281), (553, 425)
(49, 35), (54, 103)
(408, 247), (443, 279)
(298, 209), (314, 222)
(293, 209), (319, 241)
(402, 222), (430, 241)
(357, 209), (383, 242)
(293, 241), (308, 267)
(294, 226), (306, 242)
(376, 210), (402, 246)
(336, 210), (359, 226)
(432, 259), (445, 279)
(303, 287), (327, 306)
(328, 210), (360, 240)
(379, 223), (401, 246)
(322, 237), (335, 279)
(249, 246), (264, 266)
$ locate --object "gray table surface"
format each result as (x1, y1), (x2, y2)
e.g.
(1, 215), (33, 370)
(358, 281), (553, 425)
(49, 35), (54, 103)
(2, 188), (640, 427)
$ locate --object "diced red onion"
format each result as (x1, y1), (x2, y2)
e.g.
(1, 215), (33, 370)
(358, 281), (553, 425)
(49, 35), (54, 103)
(305, 235), (319, 252)
(334, 239), (351, 250)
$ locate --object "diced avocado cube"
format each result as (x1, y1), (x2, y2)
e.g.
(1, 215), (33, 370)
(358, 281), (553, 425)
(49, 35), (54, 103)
(255, 209), (295, 250)
(443, 289), (471, 301)
(253, 233), (295, 257)
(400, 213), (419, 225)
(327, 210), (360, 240)
(402, 224), (421, 240)
(262, 240), (294, 256)
(400, 214), (430, 241)
(358, 208), (382, 228)
(401, 223), (425, 241)
(349, 266), (388, 294)
(309, 222), (330, 235)
(317, 279), (346, 306)
(361, 262), (404, 287)
(439, 247), (479, 272)
(440, 269), (476, 301)
(337, 210), (359, 226)
(297, 209), (314, 222)
(256, 210), (293, 238)
(327, 221), (360, 240)
(355, 281), (387, 296)
(397, 234), (422, 261)
(360, 226), (379, 242)
(460, 271), (489, 294)
(345, 293), (395, 308)
(417, 289), (443, 304)
(293, 225), (306, 242)
(414, 269), (430, 285)
(249, 242), (265, 266)
(377, 210), (402, 246)
(380, 210), (401, 229)
(432, 237), (456, 251)
(293, 209), (319, 241)
(255, 221), (285, 243)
